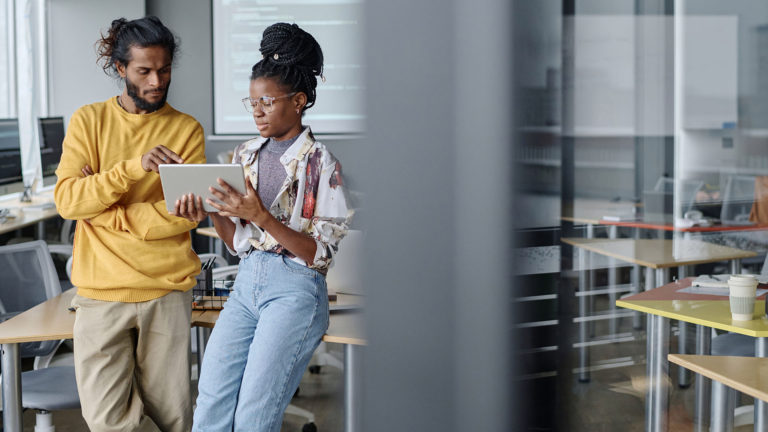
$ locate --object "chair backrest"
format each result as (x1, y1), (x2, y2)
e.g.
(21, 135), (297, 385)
(326, 230), (363, 295)
(0, 240), (63, 357)
(721, 175), (756, 223)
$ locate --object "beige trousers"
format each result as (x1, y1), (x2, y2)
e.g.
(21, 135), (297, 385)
(71, 290), (192, 432)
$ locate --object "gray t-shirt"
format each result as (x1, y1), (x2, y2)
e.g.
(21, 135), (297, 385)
(257, 134), (301, 207)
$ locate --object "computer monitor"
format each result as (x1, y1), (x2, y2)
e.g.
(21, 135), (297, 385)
(0, 118), (23, 193)
(720, 175), (756, 225)
(38, 117), (64, 187)
(643, 177), (703, 223)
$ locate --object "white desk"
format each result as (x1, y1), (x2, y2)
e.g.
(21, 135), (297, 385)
(0, 190), (58, 238)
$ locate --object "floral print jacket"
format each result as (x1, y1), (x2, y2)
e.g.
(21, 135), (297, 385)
(227, 127), (353, 272)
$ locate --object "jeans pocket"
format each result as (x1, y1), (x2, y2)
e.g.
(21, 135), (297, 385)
(280, 255), (318, 278)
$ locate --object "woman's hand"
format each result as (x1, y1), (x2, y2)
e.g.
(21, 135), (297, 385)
(207, 178), (271, 227)
(172, 193), (208, 222)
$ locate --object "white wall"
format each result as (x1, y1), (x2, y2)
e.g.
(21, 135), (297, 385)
(47, 0), (144, 123)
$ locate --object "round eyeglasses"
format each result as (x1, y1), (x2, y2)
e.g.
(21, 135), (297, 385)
(241, 92), (297, 113)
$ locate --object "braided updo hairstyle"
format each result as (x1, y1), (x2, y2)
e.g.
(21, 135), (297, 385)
(96, 16), (179, 77)
(251, 23), (324, 112)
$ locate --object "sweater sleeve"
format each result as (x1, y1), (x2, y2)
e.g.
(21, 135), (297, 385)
(88, 201), (198, 240)
(85, 122), (208, 240)
(54, 108), (149, 220)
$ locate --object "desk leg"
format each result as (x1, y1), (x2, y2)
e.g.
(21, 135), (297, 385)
(678, 266), (691, 389)
(1, 343), (22, 432)
(587, 224), (596, 338)
(578, 247), (590, 382)
(755, 338), (768, 431)
(731, 259), (742, 275)
(711, 380), (736, 432)
(647, 314), (670, 432)
(344, 344), (362, 432)
(608, 225), (618, 337)
(693, 325), (712, 432)
(195, 327), (211, 380)
(36, 220), (45, 240)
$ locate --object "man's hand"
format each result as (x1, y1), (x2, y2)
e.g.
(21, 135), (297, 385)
(141, 145), (184, 173)
(172, 193), (208, 222)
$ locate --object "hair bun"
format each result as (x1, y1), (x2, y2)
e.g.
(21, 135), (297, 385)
(259, 22), (323, 77)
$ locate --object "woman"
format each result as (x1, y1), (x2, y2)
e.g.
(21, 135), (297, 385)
(176, 23), (352, 432)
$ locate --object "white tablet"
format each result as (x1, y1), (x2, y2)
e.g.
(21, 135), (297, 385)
(159, 164), (247, 213)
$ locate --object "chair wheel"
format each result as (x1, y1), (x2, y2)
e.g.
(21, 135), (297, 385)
(302, 422), (317, 432)
(309, 365), (321, 374)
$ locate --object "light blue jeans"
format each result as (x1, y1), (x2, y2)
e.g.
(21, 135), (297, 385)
(192, 250), (329, 432)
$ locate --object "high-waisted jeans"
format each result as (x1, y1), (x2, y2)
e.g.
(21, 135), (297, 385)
(192, 250), (329, 432)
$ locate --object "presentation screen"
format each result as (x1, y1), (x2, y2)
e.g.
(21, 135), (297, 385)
(213, 0), (364, 135)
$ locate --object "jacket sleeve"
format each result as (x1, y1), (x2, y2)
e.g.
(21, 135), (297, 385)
(86, 123), (208, 240)
(54, 109), (149, 220)
(306, 154), (354, 270)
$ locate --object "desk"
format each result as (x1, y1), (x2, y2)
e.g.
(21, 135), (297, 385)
(669, 354), (768, 404)
(618, 278), (768, 432)
(563, 237), (756, 386)
(0, 289), (365, 432)
(0, 190), (58, 237)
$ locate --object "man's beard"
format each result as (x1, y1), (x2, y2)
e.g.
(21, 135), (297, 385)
(125, 76), (169, 113)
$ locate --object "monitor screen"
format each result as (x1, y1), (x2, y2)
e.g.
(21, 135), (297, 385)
(0, 119), (22, 186)
(39, 117), (64, 178)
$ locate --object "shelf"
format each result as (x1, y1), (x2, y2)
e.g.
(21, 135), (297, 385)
(517, 159), (634, 170)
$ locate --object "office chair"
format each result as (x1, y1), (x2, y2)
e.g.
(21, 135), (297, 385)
(0, 240), (79, 432)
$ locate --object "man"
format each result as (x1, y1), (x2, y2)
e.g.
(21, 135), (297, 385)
(54, 16), (204, 432)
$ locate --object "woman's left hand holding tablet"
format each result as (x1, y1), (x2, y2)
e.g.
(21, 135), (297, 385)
(172, 193), (208, 222)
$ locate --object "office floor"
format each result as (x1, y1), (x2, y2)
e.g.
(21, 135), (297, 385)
(17, 343), (346, 432)
(565, 297), (756, 432)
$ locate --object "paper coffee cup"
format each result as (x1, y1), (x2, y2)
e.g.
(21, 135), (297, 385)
(729, 275), (758, 321)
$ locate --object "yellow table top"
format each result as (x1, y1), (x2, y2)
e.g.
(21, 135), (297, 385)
(617, 278), (768, 337)
(668, 354), (768, 402)
(562, 237), (756, 269)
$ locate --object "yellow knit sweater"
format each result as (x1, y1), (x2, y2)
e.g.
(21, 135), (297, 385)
(54, 97), (206, 302)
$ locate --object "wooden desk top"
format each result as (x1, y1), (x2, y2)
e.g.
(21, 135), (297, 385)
(0, 289), (365, 346)
(617, 278), (768, 337)
(560, 198), (640, 225)
(191, 293), (365, 345)
(0, 289), (76, 344)
(561, 237), (756, 269)
(668, 354), (768, 403)
(196, 226), (219, 239)
(597, 218), (768, 233)
(0, 190), (58, 235)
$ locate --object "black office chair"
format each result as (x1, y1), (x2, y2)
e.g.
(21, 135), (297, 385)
(0, 240), (79, 432)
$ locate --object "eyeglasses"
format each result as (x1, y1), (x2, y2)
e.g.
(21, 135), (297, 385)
(241, 92), (297, 113)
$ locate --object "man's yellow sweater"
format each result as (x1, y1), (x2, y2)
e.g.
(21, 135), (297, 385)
(55, 97), (206, 302)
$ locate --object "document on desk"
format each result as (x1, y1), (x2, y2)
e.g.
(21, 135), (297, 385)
(678, 274), (768, 296)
